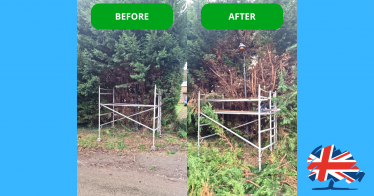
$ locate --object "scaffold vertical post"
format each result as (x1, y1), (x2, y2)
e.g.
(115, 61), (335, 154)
(97, 85), (101, 142)
(159, 92), (162, 137)
(222, 94), (224, 121)
(258, 84), (261, 170)
(151, 85), (156, 151)
(269, 90), (272, 152)
(112, 87), (115, 128)
(158, 90), (161, 137)
(274, 91), (277, 149)
(198, 91), (200, 157)
(157, 92), (159, 133)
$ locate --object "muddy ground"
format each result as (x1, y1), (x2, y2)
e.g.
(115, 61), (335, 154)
(78, 148), (187, 196)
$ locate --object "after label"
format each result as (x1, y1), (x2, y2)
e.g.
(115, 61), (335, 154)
(229, 13), (255, 20)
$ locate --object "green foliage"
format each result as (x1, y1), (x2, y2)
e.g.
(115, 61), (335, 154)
(203, 54), (216, 61)
(77, 0), (187, 126)
(255, 0), (297, 57)
(187, 0), (223, 84)
(187, 135), (297, 195)
(249, 137), (297, 196)
(186, 1), (297, 195)
(175, 118), (187, 138)
(186, 106), (197, 134)
(177, 130), (187, 138)
(113, 32), (150, 82)
(200, 103), (224, 135)
(175, 104), (184, 116)
(187, 143), (245, 195)
(77, 44), (100, 126)
(117, 141), (128, 150)
(223, 54), (242, 72)
(275, 66), (297, 131)
(166, 136), (178, 143)
(167, 150), (176, 155)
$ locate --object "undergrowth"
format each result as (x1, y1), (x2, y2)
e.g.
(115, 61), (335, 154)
(187, 135), (297, 196)
(187, 60), (297, 195)
(187, 101), (297, 196)
(177, 118), (188, 138)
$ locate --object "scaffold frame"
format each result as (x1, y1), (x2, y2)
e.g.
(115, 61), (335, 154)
(97, 85), (162, 151)
(197, 85), (280, 170)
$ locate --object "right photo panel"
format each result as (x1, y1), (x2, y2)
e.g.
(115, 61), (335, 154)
(187, 0), (297, 195)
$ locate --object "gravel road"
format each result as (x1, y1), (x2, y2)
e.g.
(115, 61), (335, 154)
(77, 149), (187, 196)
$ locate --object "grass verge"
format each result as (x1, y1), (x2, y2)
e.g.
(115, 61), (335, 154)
(77, 127), (186, 153)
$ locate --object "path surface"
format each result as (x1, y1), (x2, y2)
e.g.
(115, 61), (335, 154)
(179, 106), (187, 119)
(78, 149), (187, 196)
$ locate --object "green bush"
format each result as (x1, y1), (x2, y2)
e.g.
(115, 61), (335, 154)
(177, 130), (187, 138)
(176, 118), (187, 138)
(187, 134), (297, 196)
(187, 143), (245, 196)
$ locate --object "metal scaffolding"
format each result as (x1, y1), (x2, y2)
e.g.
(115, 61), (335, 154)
(197, 85), (280, 170)
(97, 85), (162, 151)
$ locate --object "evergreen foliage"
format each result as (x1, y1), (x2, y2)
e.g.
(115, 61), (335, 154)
(276, 66), (297, 131)
(256, 0), (297, 57)
(77, 0), (187, 127)
(187, 0), (297, 195)
(176, 118), (188, 138)
(187, 135), (297, 195)
(77, 43), (100, 125)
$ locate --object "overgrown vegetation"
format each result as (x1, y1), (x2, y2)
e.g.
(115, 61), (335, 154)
(188, 135), (297, 196)
(187, 102), (296, 195)
(187, 0), (297, 195)
(176, 118), (188, 138)
(77, 0), (187, 129)
(174, 103), (188, 138)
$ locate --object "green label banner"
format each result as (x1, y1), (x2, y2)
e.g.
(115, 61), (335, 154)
(201, 4), (283, 30)
(91, 4), (173, 30)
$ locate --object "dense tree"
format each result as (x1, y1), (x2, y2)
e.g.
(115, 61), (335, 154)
(187, 1), (297, 195)
(256, 0), (297, 57)
(77, 0), (187, 127)
(187, 0), (297, 134)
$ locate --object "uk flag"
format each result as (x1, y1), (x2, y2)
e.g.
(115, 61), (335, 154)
(307, 145), (365, 184)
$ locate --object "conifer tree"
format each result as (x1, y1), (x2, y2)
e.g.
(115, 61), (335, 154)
(77, 0), (187, 126)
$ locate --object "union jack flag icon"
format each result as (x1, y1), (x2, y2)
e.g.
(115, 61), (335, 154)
(307, 145), (365, 184)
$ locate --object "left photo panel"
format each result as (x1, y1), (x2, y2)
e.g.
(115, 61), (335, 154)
(77, 1), (187, 195)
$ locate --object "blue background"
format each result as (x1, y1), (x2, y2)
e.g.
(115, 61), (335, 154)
(0, 1), (77, 195)
(1, 0), (374, 195)
(299, 0), (374, 195)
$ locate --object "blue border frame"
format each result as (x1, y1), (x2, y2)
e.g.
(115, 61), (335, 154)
(2, 0), (374, 195)
(298, 0), (374, 195)
(1, 1), (77, 195)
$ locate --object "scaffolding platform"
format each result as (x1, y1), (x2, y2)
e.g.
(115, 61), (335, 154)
(213, 109), (274, 115)
(101, 103), (155, 107)
(205, 98), (268, 102)
(97, 85), (162, 151)
(197, 85), (280, 171)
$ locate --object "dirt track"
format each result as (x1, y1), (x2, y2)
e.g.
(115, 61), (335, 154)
(77, 149), (187, 196)
(180, 106), (187, 119)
